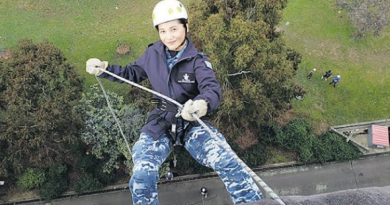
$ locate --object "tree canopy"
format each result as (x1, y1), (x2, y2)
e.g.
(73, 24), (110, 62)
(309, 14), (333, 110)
(0, 39), (83, 176)
(188, 0), (301, 144)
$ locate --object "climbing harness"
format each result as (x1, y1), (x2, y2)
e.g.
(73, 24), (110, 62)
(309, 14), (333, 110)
(94, 68), (286, 205)
(149, 98), (185, 146)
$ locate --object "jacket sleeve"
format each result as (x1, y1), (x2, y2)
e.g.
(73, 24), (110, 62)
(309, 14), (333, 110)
(99, 49), (149, 84)
(193, 56), (222, 112)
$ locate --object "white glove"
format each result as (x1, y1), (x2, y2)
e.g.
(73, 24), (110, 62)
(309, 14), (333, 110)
(86, 58), (108, 76)
(181, 99), (208, 121)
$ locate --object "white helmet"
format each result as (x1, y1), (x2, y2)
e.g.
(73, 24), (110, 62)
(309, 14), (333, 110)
(152, 0), (188, 27)
(337, 75), (340, 78)
(313, 68), (316, 71)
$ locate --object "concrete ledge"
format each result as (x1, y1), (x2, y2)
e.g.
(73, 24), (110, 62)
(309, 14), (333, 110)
(2, 153), (389, 205)
(0, 161), (302, 205)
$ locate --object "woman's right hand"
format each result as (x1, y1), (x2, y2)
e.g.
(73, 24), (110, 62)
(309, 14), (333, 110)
(86, 58), (108, 76)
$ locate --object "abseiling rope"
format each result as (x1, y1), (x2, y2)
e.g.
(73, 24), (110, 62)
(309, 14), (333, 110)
(95, 68), (285, 205)
(95, 76), (132, 156)
(192, 114), (285, 204)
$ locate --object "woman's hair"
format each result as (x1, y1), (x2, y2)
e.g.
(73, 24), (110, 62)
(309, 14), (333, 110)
(155, 18), (188, 31)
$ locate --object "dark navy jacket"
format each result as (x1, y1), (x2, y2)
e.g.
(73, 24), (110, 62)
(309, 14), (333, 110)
(99, 39), (222, 140)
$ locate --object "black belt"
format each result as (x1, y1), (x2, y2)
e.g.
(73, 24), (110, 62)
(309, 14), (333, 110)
(149, 98), (185, 146)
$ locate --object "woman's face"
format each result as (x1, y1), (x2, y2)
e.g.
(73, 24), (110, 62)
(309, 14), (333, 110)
(158, 20), (187, 51)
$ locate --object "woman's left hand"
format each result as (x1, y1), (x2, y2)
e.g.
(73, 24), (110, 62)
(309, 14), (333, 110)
(181, 99), (208, 121)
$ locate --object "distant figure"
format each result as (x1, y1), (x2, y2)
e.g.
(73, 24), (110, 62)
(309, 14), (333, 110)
(307, 68), (316, 80)
(321, 70), (332, 80)
(329, 75), (341, 87)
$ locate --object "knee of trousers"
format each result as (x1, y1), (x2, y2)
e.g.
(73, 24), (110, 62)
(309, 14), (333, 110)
(214, 153), (239, 171)
(129, 168), (159, 191)
(129, 161), (160, 186)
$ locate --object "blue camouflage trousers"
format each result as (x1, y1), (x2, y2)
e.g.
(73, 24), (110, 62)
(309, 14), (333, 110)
(129, 125), (263, 205)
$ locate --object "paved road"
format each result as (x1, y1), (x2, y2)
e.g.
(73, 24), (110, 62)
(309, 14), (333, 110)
(18, 154), (390, 205)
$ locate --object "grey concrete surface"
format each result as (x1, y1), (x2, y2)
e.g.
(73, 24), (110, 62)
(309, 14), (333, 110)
(6, 154), (390, 205)
(257, 154), (389, 196)
(247, 186), (390, 205)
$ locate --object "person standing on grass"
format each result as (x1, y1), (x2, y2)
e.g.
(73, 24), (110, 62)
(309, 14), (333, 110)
(307, 68), (316, 80)
(321, 70), (332, 80)
(329, 75), (341, 87)
(85, 0), (263, 204)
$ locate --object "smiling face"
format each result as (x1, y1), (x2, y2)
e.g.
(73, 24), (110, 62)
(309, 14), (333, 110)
(158, 20), (187, 51)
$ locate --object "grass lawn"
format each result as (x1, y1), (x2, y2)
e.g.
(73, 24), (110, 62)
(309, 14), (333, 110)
(1, 0), (388, 132)
(280, 0), (390, 132)
(0, 0), (189, 97)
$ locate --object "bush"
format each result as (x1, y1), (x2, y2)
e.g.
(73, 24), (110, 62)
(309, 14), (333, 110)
(312, 136), (333, 163)
(73, 173), (103, 194)
(39, 163), (68, 200)
(0, 39), (83, 177)
(77, 155), (98, 174)
(17, 168), (46, 191)
(94, 163), (115, 185)
(280, 119), (315, 162)
(0, 140), (11, 179)
(313, 132), (360, 163)
(256, 119), (360, 164)
(298, 147), (313, 163)
(259, 122), (283, 145)
(281, 119), (313, 149)
(237, 143), (268, 167)
(74, 84), (143, 174)
(40, 178), (67, 200)
(46, 163), (68, 180)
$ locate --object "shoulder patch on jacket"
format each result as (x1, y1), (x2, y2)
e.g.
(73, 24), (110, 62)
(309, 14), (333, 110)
(197, 52), (208, 58)
(204, 61), (213, 69)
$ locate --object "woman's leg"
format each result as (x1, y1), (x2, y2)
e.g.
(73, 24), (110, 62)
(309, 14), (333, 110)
(184, 126), (263, 204)
(129, 132), (172, 205)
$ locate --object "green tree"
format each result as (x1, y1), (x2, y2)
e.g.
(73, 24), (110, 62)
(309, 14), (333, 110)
(0, 39), (83, 176)
(74, 84), (144, 174)
(188, 0), (301, 142)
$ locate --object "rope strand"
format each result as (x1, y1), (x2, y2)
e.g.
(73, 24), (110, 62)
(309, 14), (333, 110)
(96, 76), (132, 156)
